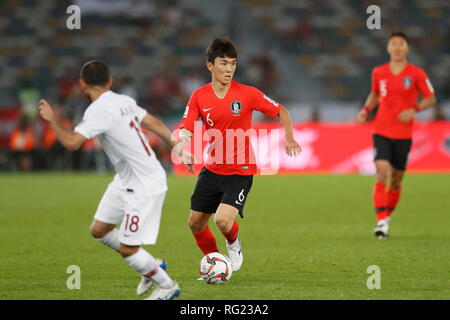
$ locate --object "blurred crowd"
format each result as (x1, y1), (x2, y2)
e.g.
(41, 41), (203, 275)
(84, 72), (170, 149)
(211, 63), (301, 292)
(0, 0), (449, 172)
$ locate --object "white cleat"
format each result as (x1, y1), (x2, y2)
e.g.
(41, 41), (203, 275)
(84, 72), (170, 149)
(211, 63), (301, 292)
(136, 259), (167, 296)
(374, 220), (389, 239)
(226, 237), (243, 271)
(144, 281), (180, 300)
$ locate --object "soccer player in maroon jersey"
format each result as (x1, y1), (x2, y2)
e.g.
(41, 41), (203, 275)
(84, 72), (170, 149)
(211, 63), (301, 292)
(356, 31), (436, 239)
(178, 37), (301, 272)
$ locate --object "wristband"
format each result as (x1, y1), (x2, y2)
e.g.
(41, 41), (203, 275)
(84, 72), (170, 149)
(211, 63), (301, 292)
(363, 106), (371, 113)
(413, 105), (421, 112)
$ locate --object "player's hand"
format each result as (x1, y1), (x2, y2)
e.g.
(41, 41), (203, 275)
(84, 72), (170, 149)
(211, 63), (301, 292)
(285, 137), (301, 157)
(173, 142), (195, 173)
(355, 109), (368, 124)
(397, 108), (415, 123)
(179, 128), (193, 145)
(38, 99), (56, 122)
(180, 149), (195, 173)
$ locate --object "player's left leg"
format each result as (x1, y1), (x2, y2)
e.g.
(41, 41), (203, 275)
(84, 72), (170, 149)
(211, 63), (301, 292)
(215, 203), (240, 242)
(119, 244), (179, 300)
(215, 204), (243, 271)
(386, 169), (405, 222)
(386, 137), (412, 222)
(217, 174), (253, 271)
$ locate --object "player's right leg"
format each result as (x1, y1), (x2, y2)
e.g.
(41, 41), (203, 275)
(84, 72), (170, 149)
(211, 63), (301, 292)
(90, 180), (124, 251)
(90, 220), (120, 251)
(373, 160), (392, 239)
(188, 210), (218, 255)
(189, 168), (222, 256)
(372, 135), (394, 239)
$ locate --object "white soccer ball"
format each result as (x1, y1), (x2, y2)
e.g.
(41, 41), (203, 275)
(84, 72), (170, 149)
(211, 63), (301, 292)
(199, 252), (233, 284)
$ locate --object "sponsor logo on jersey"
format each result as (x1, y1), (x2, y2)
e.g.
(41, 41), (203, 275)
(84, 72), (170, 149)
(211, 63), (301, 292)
(183, 106), (189, 118)
(230, 101), (242, 114)
(403, 77), (412, 89)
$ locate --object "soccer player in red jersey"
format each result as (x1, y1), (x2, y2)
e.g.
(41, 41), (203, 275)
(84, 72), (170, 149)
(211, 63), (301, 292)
(178, 37), (301, 272)
(356, 31), (436, 239)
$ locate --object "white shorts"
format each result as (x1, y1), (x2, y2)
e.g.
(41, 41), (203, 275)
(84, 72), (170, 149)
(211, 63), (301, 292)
(94, 180), (167, 246)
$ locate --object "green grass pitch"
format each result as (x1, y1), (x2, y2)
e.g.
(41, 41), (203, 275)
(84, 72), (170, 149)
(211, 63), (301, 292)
(0, 173), (448, 300)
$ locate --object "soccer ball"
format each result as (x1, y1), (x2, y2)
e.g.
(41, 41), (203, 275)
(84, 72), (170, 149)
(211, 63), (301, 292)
(199, 252), (233, 284)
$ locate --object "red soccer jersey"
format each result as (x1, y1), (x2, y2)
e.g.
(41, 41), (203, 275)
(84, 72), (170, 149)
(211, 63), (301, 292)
(371, 63), (435, 139)
(180, 80), (282, 175)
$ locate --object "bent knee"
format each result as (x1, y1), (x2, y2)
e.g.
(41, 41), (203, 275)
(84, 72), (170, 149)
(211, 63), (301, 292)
(119, 244), (139, 258)
(90, 224), (106, 239)
(188, 217), (207, 233)
(376, 170), (390, 183)
(390, 180), (403, 190)
(214, 216), (232, 232)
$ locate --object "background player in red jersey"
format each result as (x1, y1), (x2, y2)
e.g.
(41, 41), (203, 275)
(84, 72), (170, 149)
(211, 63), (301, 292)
(178, 37), (301, 273)
(356, 31), (436, 239)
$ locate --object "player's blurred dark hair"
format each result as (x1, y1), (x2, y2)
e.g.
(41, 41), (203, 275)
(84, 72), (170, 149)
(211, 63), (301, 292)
(80, 60), (110, 86)
(388, 30), (409, 44)
(205, 37), (238, 63)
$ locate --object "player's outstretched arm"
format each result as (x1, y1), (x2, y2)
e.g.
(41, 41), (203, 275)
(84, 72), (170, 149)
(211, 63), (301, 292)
(356, 92), (378, 124)
(141, 113), (178, 148)
(278, 107), (301, 157)
(38, 99), (86, 151)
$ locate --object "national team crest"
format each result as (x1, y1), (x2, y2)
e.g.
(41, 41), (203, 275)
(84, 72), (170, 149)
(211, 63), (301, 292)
(230, 101), (242, 114)
(403, 77), (412, 89)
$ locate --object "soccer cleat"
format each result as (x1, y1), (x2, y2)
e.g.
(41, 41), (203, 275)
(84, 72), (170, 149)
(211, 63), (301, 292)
(144, 281), (180, 300)
(226, 237), (243, 271)
(136, 258), (167, 296)
(373, 220), (389, 239)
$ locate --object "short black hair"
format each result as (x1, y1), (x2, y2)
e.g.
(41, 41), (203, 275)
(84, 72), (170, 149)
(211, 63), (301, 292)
(205, 37), (238, 63)
(388, 30), (409, 44)
(80, 60), (110, 86)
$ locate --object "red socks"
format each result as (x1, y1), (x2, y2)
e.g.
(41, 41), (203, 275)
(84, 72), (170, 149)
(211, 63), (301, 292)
(223, 220), (239, 244)
(386, 188), (401, 218)
(193, 226), (218, 255)
(373, 182), (388, 221)
(192, 221), (240, 254)
(373, 182), (402, 221)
